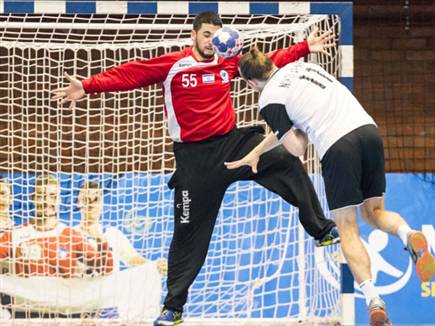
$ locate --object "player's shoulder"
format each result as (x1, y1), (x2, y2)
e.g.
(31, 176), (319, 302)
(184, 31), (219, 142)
(161, 46), (194, 61)
(259, 82), (287, 109)
(104, 226), (127, 241)
(61, 223), (82, 237)
(3, 223), (37, 241)
(9, 223), (33, 234)
(260, 63), (306, 107)
(219, 55), (239, 70)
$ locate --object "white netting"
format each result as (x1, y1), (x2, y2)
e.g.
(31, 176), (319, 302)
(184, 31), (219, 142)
(0, 13), (341, 323)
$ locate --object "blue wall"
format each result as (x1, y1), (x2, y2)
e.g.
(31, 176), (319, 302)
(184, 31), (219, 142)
(4, 173), (434, 323)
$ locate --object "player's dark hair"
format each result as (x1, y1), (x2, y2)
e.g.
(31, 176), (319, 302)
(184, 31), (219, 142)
(238, 47), (274, 81)
(193, 11), (223, 31)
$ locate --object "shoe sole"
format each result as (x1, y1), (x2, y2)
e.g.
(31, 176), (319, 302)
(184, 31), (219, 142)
(155, 322), (183, 326)
(409, 231), (435, 282)
(370, 309), (392, 326)
(316, 238), (340, 247)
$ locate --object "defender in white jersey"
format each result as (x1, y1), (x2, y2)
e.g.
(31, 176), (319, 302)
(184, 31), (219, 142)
(226, 48), (435, 326)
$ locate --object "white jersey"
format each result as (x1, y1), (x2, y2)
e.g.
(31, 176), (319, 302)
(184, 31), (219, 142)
(104, 227), (144, 271)
(0, 263), (161, 317)
(259, 61), (376, 158)
(75, 225), (145, 271)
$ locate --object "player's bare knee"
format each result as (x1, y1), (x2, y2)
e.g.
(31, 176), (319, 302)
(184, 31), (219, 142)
(360, 208), (377, 226)
(333, 218), (359, 240)
(334, 218), (352, 231)
(361, 198), (383, 216)
(332, 209), (357, 226)
(339, 226), (360, 241)
(360, 201), (383, 225)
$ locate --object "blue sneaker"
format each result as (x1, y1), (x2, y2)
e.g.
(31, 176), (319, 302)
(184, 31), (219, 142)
(315, 226), (340, 247)
(96, 307), (119, 319)
(154, 308), (183, 326)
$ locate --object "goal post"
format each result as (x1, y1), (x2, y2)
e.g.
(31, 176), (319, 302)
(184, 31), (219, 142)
(0, 1), (354, 325)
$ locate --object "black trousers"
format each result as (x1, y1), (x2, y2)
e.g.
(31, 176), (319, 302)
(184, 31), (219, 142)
(164, 126), (335, 312)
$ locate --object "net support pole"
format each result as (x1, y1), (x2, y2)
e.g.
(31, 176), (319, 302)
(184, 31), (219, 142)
(340, 262), (355, 325)
(297, 220), (307, 320)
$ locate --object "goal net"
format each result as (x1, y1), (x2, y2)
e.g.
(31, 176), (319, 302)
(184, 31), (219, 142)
(0, 13), (341, 324)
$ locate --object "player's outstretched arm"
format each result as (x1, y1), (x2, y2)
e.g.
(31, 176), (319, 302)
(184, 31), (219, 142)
(51, 73), (85, 106)
(224, 132), (279, 173)
(306, 27), (336, 56)
(265, 27), (336, 69)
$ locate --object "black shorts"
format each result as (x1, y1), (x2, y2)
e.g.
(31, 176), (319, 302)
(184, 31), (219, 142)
(321, 124), (386, 211)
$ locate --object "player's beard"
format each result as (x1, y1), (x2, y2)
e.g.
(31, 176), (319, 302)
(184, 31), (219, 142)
(194, 40), (214, 60)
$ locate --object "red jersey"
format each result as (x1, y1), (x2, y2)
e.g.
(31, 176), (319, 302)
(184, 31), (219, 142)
(0, 223), (113, 277)
(82, 41), (310, 142)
